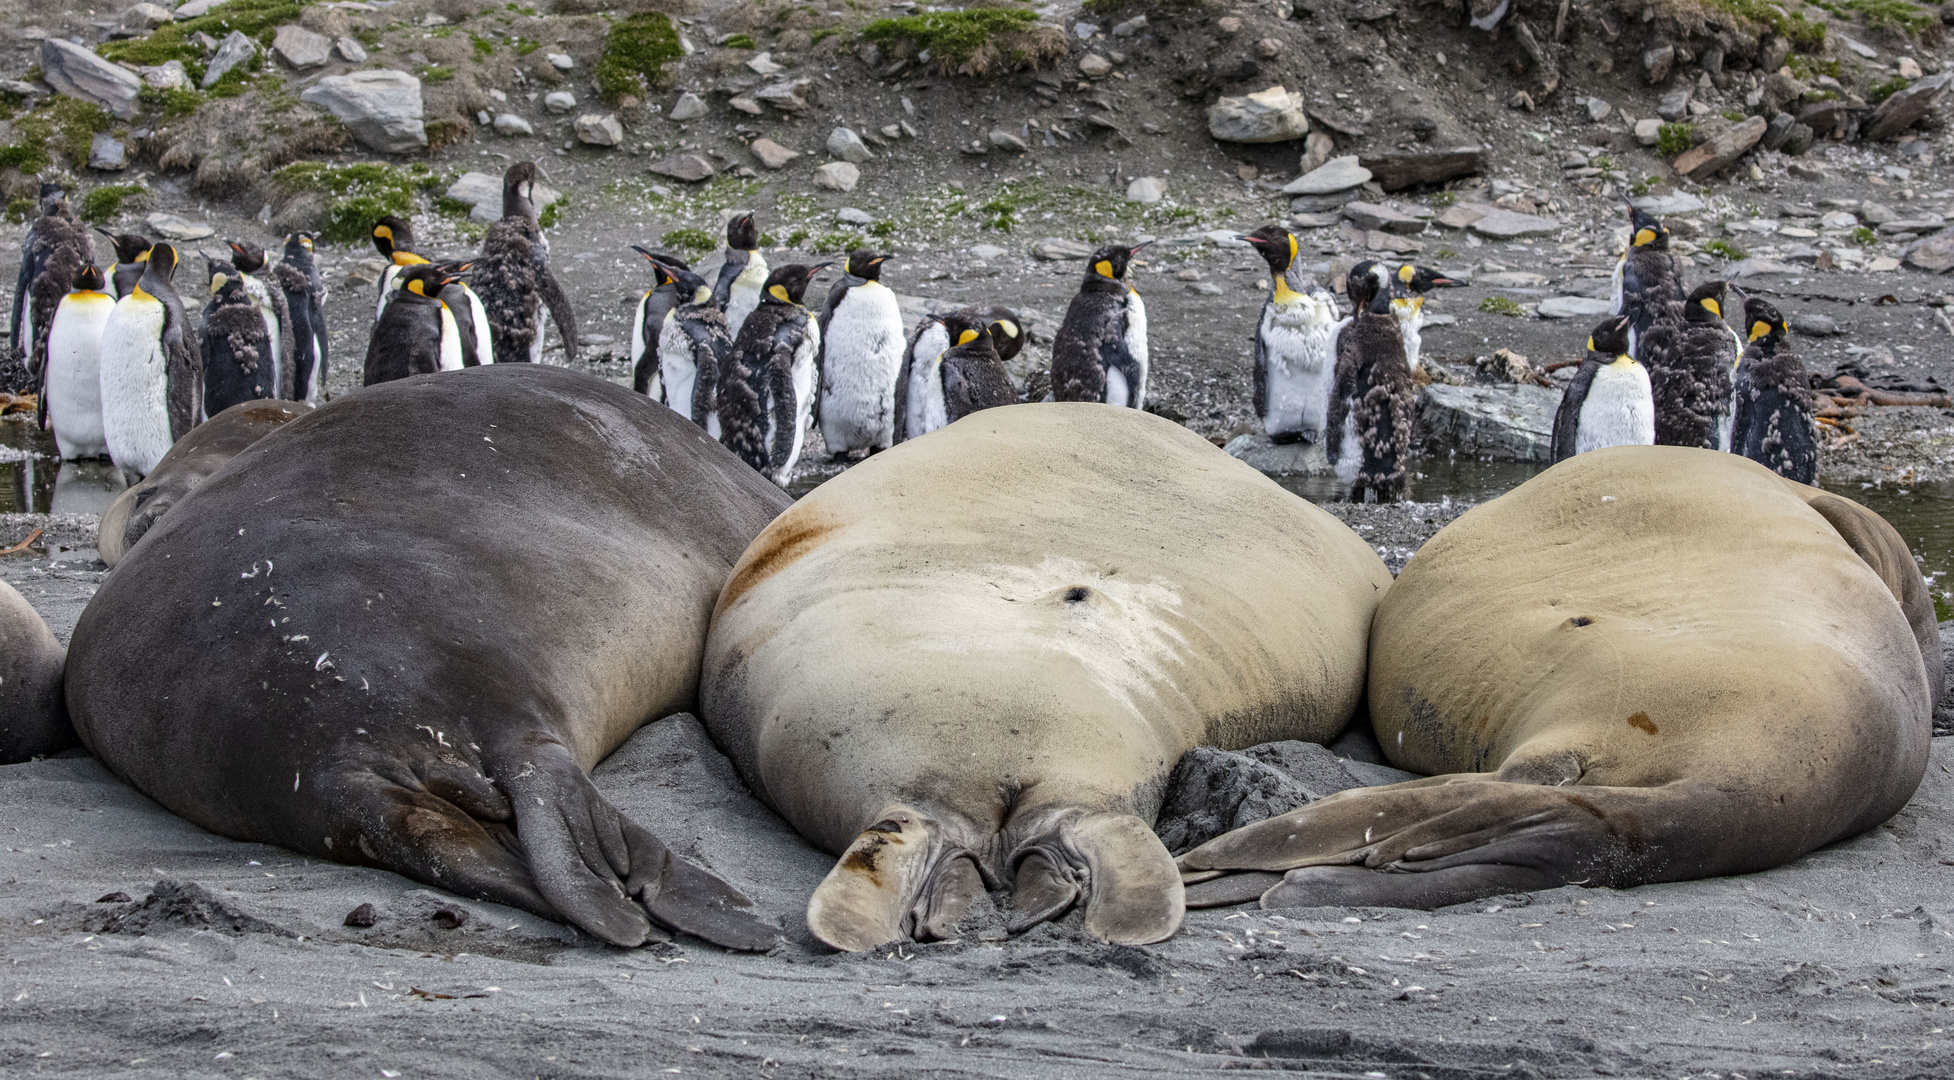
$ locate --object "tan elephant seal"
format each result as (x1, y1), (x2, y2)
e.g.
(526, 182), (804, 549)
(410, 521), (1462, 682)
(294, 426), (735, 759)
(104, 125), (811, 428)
(0, 579), (71, 763)
(700, 403), (1392, 951)
(1180, 445), (1939, 910)
(98, 400), (313, 568)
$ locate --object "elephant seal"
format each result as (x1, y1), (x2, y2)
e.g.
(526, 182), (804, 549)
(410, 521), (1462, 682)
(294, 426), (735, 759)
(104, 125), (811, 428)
(68, 365), (791, 949)
(700, 403), (1391, 951)
(98, 400), (313, 568)
(1180, 446), (1939, 910)
(0, 579), (71, 763)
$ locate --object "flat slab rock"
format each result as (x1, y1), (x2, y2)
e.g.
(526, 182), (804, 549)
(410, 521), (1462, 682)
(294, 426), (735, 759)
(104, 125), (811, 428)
(1358, 146), (1485, 192)
(1282, 155), (1371, 195)
(1468, 208), (1560, 239)
(1418, 381), (1559, 463)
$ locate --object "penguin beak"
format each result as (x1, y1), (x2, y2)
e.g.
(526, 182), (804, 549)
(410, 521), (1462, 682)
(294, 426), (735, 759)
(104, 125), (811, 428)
(631, 245), (659, 261)
(1128, 241), (1154, 257)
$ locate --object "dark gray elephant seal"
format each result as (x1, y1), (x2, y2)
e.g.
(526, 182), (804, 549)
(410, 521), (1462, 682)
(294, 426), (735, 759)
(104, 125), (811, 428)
(98, 400), (314, 568)
(1180, 446), (1939, 909)
(68, 365), (791, 949)
(701, 403), (1390, 951)
(0, 579), (71, 763)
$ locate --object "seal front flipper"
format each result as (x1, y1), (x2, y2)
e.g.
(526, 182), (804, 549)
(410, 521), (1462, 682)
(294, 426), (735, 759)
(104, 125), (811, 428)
(805, 807), (987, 952)
(1007, 807), (1183, 945)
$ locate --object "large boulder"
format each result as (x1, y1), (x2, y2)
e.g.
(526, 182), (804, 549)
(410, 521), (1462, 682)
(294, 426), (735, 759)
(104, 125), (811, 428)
(1358, 146), (1485, 192)
(1671, 115), (1767, 179)
(1208, 85), (1310, 143)
(39, 39), (142, 120)
(300, 69), (428, 154)
(1863, 74), (1952, 141)
(1417, 382), (1560, 462)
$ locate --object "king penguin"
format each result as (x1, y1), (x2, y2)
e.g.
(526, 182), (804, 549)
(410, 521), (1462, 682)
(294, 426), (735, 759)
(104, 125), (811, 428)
(714, 212), (768, 342)
(41, 263), (114, 460)
(1051, 241), (1151, 408)
(364, 265), (468, 385)
(202, 267), (279, 414)
(224, 239), (294, 400)
(633, 250), (732, 435)
(271, 232), (329, 401)
(96, 229), (151, 299)
(370, 214), (427, 318)
(1386, 262), (1461, 373)
(1551, 314), (1656, 464)
(1328, 264), (1414, 502)
(1635, 279), (1736, 450)
(630, 249), (692, 396)
(1241, 225), (1340, 442)
(934, 312), (1020, 426)
(818, 249), (905, 459)
(1731, 298), (1818, 484)
(720, 263), (828, 487)
(99, 243), (201, 478)
(1611, 203), (1684, 355)
(473, 162), (577, 365)
(895, 305), (1023, 443)
(13, 185), (93, 385)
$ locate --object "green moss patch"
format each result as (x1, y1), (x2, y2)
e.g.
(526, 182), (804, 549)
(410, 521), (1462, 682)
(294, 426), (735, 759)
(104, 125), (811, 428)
(101, 0), (310, 78)
(1869, 75), (1912, 103)
(1656, 122), (1695, 156)
(140, 86), (206, 120)
(1816, 0), (1940, 37)
(861, 10), (1067, 75)
(595, 13), (684, 104)
(4, 197), (33, 224)
(1700, 239), (1745, 259)
(660, 226), (717, 254)
(1479, 296), (1526, 317)
(79, 184), (147, 223)
(272, 161), (429, 244)
(1702, 0), (1826, 52)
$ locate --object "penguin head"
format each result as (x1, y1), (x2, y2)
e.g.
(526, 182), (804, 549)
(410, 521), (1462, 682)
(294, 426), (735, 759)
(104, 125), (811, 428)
(143, 243), (178, 282)
(846, 249), (890, 281)
(1743, 298), (1787, 348)
(372, 216), (414, 260)
(397, 264), (449, 298)
(1586, 314), (1633, 359)
(209, 270), (246, 302)
(965, 305), (1025, 363)
(1239, 225), (1297, 275)
(941, 313), (998, 357)
(1683, 280), (1729, 325)
(633, 246), (709, 300)
(227, 239), (267, 274)
(503, 161), (541, 216)
(725, 212), (760, 253)
(283, 231), (316, 257)
(1398, 264), (1461, 293)
(763, 263), (828, 306)
(1088, 242), (1148, 281)
(71, 263), (105, 293)
(96, 229), (152, 264)
(1345, 260), (1382, 311)
(1628, 206), (1669, 250)
(37, 183), (67, 216)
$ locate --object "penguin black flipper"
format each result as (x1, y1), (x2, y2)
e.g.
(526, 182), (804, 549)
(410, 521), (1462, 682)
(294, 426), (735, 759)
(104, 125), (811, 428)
(271, 260), (321, 398)
(764, 318), (805, 474)
(1550, 360), (1601, 464)
(535, 257), (579, 365)
(1252, 326), (1270, 424)
(28, 226), (91, 379)
(685, 319), (728, 425)
(162, 298), (201, 440)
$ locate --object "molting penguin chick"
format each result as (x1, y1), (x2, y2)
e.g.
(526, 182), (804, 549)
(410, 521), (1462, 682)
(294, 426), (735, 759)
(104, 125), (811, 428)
(42, 263), (114, 460)
(635, 250), (732, 435)
(818, 250), (906, 459)
(895, 305), (1024, 443)
(1051, 241), (1151, 408)
(96, 229), (152, 299)
(1635, 279), (1736, 450)
(629, 249), (692, 396)
(1731, 298), (1818, 484)
(226, 239), (295, 400)
(1328, 263), (1414, 502)
(720, 263), (828, 486)
(1551, 315), (1655, 464)
(364, 265), (468, 385)
(1241, 225), (1339, 443)
(202, 268), (279, 414)
(99, 243), (202, 478)
(714, 212), (769, 341)
(271, 232), (329, 401)
(472, 162), (577, 364)
(14, 184), (93, 388)
(934, 313), (1021, 426)
(1611, 204), (1684, 354)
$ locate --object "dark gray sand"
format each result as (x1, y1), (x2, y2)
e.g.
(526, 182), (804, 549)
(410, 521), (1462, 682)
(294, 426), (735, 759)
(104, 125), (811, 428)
(6, 516), (1954, 1079)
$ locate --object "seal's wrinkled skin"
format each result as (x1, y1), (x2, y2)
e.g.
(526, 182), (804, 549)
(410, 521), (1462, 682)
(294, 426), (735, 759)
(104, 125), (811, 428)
(1181, 446), (1939, 910)
(68, 366), (789, 950)
(701, 403), (1391, 951)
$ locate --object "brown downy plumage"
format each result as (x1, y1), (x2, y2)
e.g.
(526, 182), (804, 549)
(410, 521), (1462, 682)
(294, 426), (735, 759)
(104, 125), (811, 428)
(1635, 279), (1737, 449)
(1329, 263), (1413, 503)
(471, 162), (577, 365)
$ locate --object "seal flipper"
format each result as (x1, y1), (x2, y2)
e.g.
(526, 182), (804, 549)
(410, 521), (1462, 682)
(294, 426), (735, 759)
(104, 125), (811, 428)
(805, 806), (988, 951)
(1007, 808), (1183, 945)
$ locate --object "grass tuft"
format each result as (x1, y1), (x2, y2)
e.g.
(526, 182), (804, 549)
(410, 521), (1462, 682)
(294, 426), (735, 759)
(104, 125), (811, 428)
(4, 197), (33, 224)
(79, 184), (147, 223)
(1869, 76), (1911, 104)
(1701, 0), (1826, 52)
(596, 13), (684, 104)
(1701, 238), (1745, 259)
(1852, 225), (1879, 246)
(272, 161), (428, 244)
(1479, 296), (1526, 317)
(661, 226), (718, 254)
(861, 10), (1066, 76)
(1656, 123), (1696, 156)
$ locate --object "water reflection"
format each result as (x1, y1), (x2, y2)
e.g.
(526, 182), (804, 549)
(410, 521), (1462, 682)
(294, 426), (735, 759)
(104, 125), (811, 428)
(50, 460), (127, 516)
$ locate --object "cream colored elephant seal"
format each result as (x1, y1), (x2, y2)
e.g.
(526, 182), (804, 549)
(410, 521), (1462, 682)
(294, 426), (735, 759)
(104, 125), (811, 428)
(1180, 446), (1940, 910)
(700, 403), (1392, 951)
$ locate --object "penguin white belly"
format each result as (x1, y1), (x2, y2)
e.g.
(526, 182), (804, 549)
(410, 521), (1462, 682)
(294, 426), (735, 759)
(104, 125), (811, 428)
(1399, 314), (1424, 374)
(437, 304), (465, 371)
(527, 295), (548, 365)
(656, 313), (696, 422)
(1121, 290), (1150, 408)
(98, 295), (174, 477)
(1469, 0), (1509, 29)
(46, 292), (113, 460)
(771, 322), (819, 486)
(906, 323), (950, 439)
(818, 282), (905, 454)
(1576, 363), (1656, 455)
(462, 284), (494, 365)
(1260, 302), (1335, 439)
(725, 258), (768, 340)
(252, 297), (282, 397)
(1334, 409), (1360, 484)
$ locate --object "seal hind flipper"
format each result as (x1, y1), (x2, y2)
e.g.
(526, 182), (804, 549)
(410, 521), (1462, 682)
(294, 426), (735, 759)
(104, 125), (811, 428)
(1007, 809), (1183, 945)
(806, 807), (961, 952)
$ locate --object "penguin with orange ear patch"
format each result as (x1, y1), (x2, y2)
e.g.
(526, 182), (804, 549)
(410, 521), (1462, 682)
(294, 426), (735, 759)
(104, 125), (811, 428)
(1051, 242), (1150, 408)
(364, 265), (468, 386)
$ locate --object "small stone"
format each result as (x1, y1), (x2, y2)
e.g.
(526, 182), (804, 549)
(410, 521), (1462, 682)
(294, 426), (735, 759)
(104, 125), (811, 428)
(1586, 97), (1611, 122)
(1469, 208), (1561, 238)
(989, 128), (1027, 151)
(836, 207), (874, 225)
(202, 30), (257, 90)
(1073, 21), (1100, 38)
(145, 212), (214, 241)
(272, 23), (331, 69)
(1126, 176), (1167, 203)
(88, 132), (125, 171)
(432, 906), (470, 930)
(1111, 15), (1148, 36)
(1079, 53), (1112, 78)
(1789, 312), (1842, 336)
(477, 110), (491, 126)
(1840, 35), (1879, 59)
(1869, 255), (1902, 272)
(1657, 87), (1692, 121)
(547, 52), (574, 71)
(753, 79), (811, 114)
(545, 91), (576, 114)
(575, 113), (622, 146)
(493, 113), (533, 137)
(812, 161), (860, 191)
(1257, 37), (1283, 59)
(749, 137), (799, 169)
(1435, 203), (1489, 229)
(1193, 281), (1226, 295)
(1342, 201), (1422, 234)
(1906, 235), (1954, 272)
(1635, 117), (1663, 145)
(1208, 84), (1310, 144)
(96, 891), (132, 904)
(1881, 216), (1945, 235)
(122, 3), (175, 31)
(1761, 112), (1795, 151)
(335, 36), (366, 63)
(648, 153), (715, 182)
(139, 61), (188, 91)
(1644, 43), (1675, 84)
(1781, 123), (1814, 157)
(729, 96), (763, 115)
(1900, 57), (1923, 79)
(1218, 15), (1244, 34)
(1364, 230), (1423, 254)
(827, 127), (875, 162)
(1290, 211), (1340, 228)
(746, 51), (783, 76)
(1033, 237), (1094, 260)
(1819, 210), (1859, 229)
(1536, 296), (1613, 318)
(669, 91), (707, 121)
(1860, 201), (1898, 226)
(1300, 131), (1335, 173)
(1282, 155), (1370, 194)
(171, 0), (229, 18)
(1629, 193), (1706, 216)
(344, 903), (379, 928)
(969, 243), (1007, 260)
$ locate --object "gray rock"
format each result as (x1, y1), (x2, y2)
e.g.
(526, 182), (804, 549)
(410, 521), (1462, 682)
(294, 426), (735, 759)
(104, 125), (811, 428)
(836, 207), (874, 225)
(1864, 74), (1952, 141)
(492, 112), (533, 137)
(1761, 111), (1796, 151)
(1126, 176), (1167, 203)
(1839, 34), (1879, 59)
(745, 52), (783, 76)
(446, 170), (563, 223)
(574, 113), (622, 147)
(272, 24), (331, 69)
(1359, 146), (1484, 192)
(1536, 295), (1613, 318)
(1223, 432), (1330, 474)
(988, 128), (1027, 151)
(39, 38), (142, 120)
(1906, 234), (1954, 273)
(122, 3), (175, 31)
(301, 69), (427, 153)
(1882, 216), (1946, 235)
(668, 91), (707, 121)
(728, 96), (762, 115)
(1629, 192), (1706, 216)
(1078, 53), (1112, 78)
(87, 132), (125, 172)
(1790, 312), (1842, 336)
(545, 90), (576, 114)
(1033, 237), (1094, 260)
(1759, 72), (1808, 115)
(1192, 281), (1226, 295)
(1760, 34), (1791, 73)
(1860, 201), (1899, 226)
(1781, 123), (1814, 157)
(749, 137), (798, 170)
(547, 52), (574, 71)
(1644, 43), (1674, 84)
(1586, 96), (1612, 122)
(1290, 189), (1361, 213)
(1635, 117), (1663, 145)
(1154, 743), (1364, 854)
(811, 161), (859, 191)
(753, 79), (811, 113)
(1289, 211), (1340, 228)
(1419, 382), (1560, 462)
(173, 0), (232, 17)
(335, 36), (366, 63)
(145, 212), (215, 241)
(1672, 116), (1767, 179)
(1342, 201), (1422, 234)
(648, 153), (715, 183)
(1477, 271), (1549, 288)
(1725, 258), (1798, 277)
(1283, 155), (1370, 195)
(968, 244), (1007, 260)
(826, 126), (874, 162)
(1658, 87), (1692, 121)
(1468, 208), (1561, 238)
(1112, 14), (1148, 36)
(139, 61), (188, 91)
(202, 30), (257, 90)
(1207, 85), (1310, 143)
